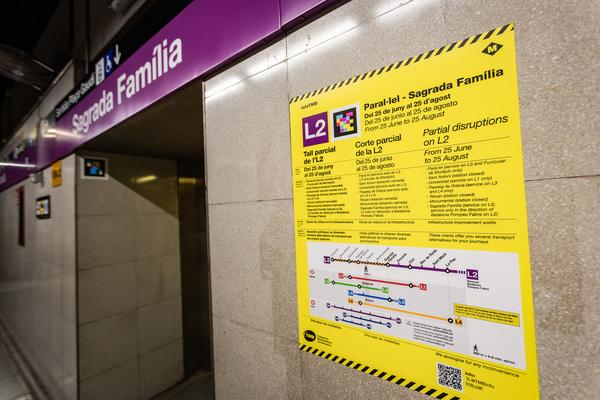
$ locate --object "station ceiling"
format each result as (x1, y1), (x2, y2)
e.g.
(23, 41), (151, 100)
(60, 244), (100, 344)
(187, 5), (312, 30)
(0, 1), (60, 142)
(82, 79), (204, 161)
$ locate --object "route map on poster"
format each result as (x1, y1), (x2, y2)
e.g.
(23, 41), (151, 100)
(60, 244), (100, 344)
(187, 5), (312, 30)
(290, 24), (539, 400)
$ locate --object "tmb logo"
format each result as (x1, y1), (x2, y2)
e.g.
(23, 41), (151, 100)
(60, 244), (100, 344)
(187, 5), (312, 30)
(303, 330), (316, 342)
(482, 42), (503, 56)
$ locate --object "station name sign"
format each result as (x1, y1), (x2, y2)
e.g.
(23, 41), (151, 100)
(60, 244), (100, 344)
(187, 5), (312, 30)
(71, 38), (182, 135)
(2, 0), (334, 193)
(54, 44), (124, 120)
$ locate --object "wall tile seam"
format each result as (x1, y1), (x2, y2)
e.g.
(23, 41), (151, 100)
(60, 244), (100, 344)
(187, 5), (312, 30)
(204, 175), (599, 207)
(137, 336), (184, 359)
(137, 291), (183, 309)
(78, 356), (138, 384)
(524, 173), (600, 183)
(207, 4), (430, 102)
(78, 254), (180, 270)
(298, 337), (307, 400)
(212, 313), (299, 345)
(78, 294), (182, 327)
(78, 261), (138, 271)
(135, 252), (181, 263)
(73, 156), (82, 400)
(79, 251), (181, 267)
(77, 210), (180, 218)
(76, 212), (134, 218)
(283, 1), (419, 68)
(285, 34), (296, 227)
(205, 57), (289, 100)
(207, 197), (293, 207)
(134, 210), (180, 217)
(76, 211), (136, 218)
(137, 294), (182, 312)
(77, 261), (138, 273)
(130, 156), (141, 399)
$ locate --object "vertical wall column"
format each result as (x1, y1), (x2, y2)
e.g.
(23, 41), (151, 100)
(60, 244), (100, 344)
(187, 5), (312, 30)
(204, 39), (304, 400)
(178, 161), (212, 375)
(0, 155), (77, 400)
(204, 0), (600, 399)
(76, 151), (184, 400)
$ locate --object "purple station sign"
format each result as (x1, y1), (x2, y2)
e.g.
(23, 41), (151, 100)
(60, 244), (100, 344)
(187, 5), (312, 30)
(0, 0), (338, 191)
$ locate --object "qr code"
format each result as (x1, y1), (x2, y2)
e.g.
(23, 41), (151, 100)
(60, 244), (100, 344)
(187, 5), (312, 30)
(437, 362), (463, 391)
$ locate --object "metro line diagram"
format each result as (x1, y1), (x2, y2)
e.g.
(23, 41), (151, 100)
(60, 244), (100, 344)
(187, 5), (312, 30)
(307, 241), (527, 368)
(325, 255), (466, 325)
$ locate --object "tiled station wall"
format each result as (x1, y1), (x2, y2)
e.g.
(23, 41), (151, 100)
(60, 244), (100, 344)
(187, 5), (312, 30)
(0, 155), (77, 400)
(203, 0), (600, 399)
(76, 151), (183, 400)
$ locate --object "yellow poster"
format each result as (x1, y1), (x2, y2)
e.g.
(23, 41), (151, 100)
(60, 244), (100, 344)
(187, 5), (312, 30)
(290, 24), (538, 399)
(52, 160), (62, 187)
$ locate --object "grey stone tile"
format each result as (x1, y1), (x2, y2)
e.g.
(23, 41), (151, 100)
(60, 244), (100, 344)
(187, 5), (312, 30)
(132, 173), (178, 217)
(301, 351), (427, 400)
(0, 372), (28, 400)
(77, 215), (136, 269)
(205, 40), (286, 96)
(78, 262), (136, 324)
(286, 0), (447, 98)
(79, 310), (138, 380)
(136, 254), (181, 307)
(443, 0), (600, 180)
(135, 213), (180, 260)
(0, 349), (17, 376)
(138, 297), (182, 355)
(209, 199), (298, 342)
(139, 339), (184, 400)
(526, 176), (600, 400)
(133, 156), (177, 174)
(60, 328), (78, 400)
(76, 164), (135, 217)
(205, 52), (292, 205)
(213, 317), (302, 400)
(79, 359), (138, 400)
(153, 372), (213, 400)
(12, 395), (33, 400)
(60, 255), (77, 326)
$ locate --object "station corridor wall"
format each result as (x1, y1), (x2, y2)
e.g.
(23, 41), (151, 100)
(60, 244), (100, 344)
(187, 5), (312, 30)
(0, 155), (77, 400)
(76, 151), (184, 400)
(203, 0), (600, 399)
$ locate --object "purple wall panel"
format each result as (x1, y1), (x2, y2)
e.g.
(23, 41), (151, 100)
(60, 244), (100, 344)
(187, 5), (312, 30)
(280, 0), (339, 25)
(0, 142), (36, 191)
(41, 0), (281, 170)
(1, 0), (343, 191)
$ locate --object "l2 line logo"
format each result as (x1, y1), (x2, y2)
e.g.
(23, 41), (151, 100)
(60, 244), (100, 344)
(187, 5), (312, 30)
(302, 104), (361, 147)
(302, 112), (329, 147)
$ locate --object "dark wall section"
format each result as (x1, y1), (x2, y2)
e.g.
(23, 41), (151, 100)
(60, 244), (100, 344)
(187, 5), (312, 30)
(0, 0), (193, 145)
(178, 161), (212, 375)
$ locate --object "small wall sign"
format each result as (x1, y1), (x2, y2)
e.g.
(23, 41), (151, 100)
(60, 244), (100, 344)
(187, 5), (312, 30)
(52, 160), (63, 187)
(36, 196), (51, 219)
(81, 157), (108, 180)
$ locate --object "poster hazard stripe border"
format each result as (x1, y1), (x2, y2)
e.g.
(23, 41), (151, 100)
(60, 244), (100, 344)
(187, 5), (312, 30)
(291, 22), (539, 400)
(290, 23), (514, 104)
